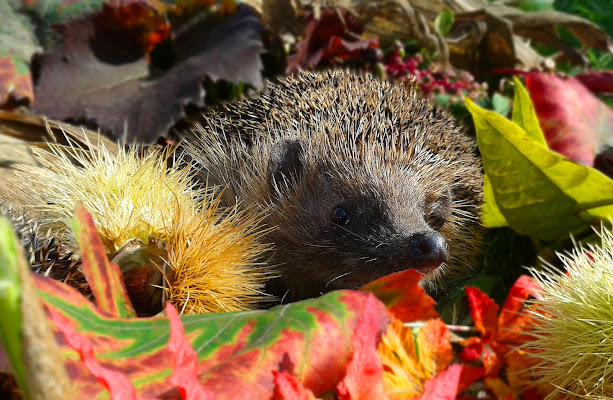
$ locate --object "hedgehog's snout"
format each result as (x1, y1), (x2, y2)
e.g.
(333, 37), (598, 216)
(408, 231), (449, 271)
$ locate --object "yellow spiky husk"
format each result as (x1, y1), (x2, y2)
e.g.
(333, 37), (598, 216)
(19, 140), (194, 254)
(525, 228), (613, 399)
(9, 132), (272, 313)
(164, 196), (271, 313)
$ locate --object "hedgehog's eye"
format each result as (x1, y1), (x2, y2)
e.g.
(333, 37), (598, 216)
(427, 211), (446, 231)
(331, 207), (349, 225)
(426, 192), (451, 231)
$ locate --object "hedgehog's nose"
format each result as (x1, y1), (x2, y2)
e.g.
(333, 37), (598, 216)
(408, 231), (449, 271)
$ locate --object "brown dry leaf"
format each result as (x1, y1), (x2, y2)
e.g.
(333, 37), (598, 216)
(269, 0), (611, 76)
(33, 5), (263, 144)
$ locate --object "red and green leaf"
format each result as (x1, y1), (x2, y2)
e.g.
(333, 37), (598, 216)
(70, 204), (136, 318)
(165, 302), (215, 400)
(16, 206), (385, 398)
(38, 273), (389, 399)
(46, 306), (145, 400)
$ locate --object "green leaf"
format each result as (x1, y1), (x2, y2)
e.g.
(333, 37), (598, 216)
(481, 175), (508, 228)
(0, 216), (28, 399)
(480, 78), (544, 229)
(511, 77), (546, 145)
(434, 9), (454, 36)
(466, 97), (613, 241)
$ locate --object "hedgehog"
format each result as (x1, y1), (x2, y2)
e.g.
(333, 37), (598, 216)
(182, 70), (484, 302)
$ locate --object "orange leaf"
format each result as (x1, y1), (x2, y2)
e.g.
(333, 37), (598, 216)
(416, 319), (452, 377)
(0, 57), (34, 105)
(379, 316), (456, 399)
(484, 378), (512, 400)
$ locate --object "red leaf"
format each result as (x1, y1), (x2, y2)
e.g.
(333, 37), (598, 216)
(522, 387), (545, 400)
(46, 306), (152, 400)
(360, 269), (438, 322)
(463, 287), (504, 377)
(97, 1), (170, 54)
(459, 341), (501, 378)
(165, 303), (215, 400)
(458, 339), (483, 362)
(497, 275), (540, 345)
(273, 371), (318, 400)
(526, 72), (613, 166)
(416, 364), (463, 400)
(462, 278), (542, 379)
(336, 294), (387, 400)
(465, 286), (499, 336)
(457, 365), (484, 393)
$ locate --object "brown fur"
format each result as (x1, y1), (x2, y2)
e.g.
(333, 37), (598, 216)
(182, 70), (483, 301)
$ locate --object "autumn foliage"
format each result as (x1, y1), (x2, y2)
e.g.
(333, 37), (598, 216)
(0, 205), (551, 399)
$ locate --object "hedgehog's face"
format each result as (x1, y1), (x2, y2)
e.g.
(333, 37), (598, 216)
(265, 139), (452, 300)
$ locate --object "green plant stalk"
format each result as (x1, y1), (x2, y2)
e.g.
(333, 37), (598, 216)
(0, 216), (29, 400)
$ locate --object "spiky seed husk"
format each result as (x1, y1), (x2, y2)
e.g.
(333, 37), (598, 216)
(164, 195), (272, 313)
(525, 228), (613, 399)
(6, 130), (272, 313)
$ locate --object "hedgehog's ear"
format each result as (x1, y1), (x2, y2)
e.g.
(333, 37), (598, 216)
(267, 139), (305, 193)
